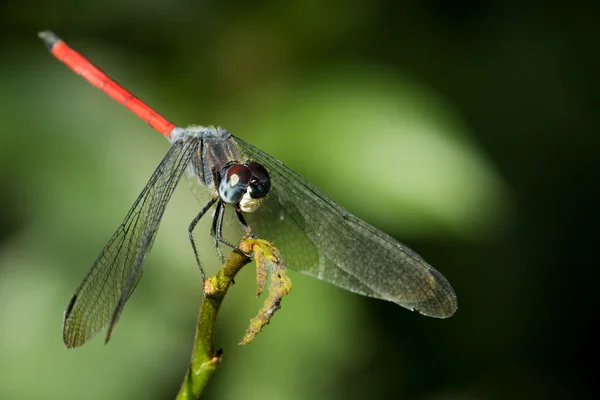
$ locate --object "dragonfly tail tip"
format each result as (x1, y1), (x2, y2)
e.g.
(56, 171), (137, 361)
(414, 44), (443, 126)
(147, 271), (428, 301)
(38, 30), (61, 50)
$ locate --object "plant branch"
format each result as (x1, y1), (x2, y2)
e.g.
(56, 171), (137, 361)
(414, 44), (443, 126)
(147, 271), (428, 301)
(175, 237), (291, 399)
(175, 240), (252, 400)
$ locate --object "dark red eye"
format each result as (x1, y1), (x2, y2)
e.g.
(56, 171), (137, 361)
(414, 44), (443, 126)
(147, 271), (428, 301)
(248, 162), (268, 180)
(219, 164), (251, 204)
(226, 165), (251, 184)
(247, 162), (271, 199)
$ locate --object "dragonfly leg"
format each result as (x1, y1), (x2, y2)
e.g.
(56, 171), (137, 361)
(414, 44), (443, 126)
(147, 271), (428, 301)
(189, 197), (218, 283)
(235, 208), (253, 238)
(210, 201), (226, 263)
(208, 202), (253, 264)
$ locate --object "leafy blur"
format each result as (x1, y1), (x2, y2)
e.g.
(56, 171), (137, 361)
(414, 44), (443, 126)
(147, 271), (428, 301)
(0, 2), (597, 399)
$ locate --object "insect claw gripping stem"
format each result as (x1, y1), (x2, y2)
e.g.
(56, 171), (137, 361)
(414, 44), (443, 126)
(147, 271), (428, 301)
(38, 30), (177, 139)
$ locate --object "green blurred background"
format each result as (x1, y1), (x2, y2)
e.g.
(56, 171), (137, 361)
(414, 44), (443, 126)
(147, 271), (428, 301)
(1, 1), (597, 399)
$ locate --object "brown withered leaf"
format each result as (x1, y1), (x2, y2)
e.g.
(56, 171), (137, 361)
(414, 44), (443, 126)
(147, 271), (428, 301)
(238, 239), (292, 345)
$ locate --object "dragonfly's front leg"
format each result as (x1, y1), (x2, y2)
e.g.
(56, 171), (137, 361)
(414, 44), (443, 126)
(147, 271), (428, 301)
(188, 197), (218, 282)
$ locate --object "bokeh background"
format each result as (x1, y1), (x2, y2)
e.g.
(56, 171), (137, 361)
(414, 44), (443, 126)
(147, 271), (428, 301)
(1, 1), (598, 399)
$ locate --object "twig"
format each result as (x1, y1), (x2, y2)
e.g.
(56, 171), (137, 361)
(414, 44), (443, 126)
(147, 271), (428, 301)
(175, 237), (292, 399)
(175, 241), (252, 399)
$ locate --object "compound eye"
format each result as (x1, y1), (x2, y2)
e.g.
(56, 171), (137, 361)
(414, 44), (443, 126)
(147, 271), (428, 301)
(247, 162), (271, 199)
(219, 164), (251, 204)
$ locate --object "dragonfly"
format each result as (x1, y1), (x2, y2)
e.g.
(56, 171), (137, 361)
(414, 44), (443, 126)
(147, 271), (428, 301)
(39, 31), (457, 349)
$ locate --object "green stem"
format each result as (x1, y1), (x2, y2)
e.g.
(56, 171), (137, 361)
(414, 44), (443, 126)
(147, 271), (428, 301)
(175, 245), (252, 400)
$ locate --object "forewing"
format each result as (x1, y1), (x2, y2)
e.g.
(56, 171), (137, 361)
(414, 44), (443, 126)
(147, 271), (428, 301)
(63, 137), (199, 348)
(234, 136), (457, 318)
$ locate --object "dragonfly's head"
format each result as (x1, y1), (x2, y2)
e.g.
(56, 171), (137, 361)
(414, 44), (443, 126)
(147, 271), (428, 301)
(219, 161), (271, 213)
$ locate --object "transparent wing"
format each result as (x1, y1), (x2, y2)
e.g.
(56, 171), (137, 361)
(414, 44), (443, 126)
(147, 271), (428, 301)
(234, 136), (457, 318)
(63, 137), (199, 348)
